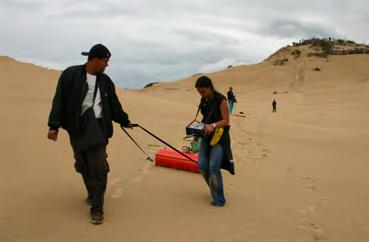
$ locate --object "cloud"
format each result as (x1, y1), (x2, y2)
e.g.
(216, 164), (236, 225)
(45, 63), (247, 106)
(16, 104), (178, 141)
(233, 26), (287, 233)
(0, 0), (368, 88)
(260, 19), (339, 39)
(197, 57), (248, 73)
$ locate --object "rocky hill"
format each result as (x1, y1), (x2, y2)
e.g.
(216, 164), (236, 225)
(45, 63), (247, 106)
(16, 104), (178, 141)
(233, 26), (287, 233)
(266, 38), (369, 66)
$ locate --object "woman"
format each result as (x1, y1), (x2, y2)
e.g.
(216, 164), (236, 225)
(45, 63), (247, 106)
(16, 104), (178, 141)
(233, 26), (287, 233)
(195, 76), (235, 207)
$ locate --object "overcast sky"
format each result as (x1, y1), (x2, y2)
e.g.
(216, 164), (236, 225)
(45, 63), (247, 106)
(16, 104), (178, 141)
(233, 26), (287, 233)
(0, 0), (368, 88)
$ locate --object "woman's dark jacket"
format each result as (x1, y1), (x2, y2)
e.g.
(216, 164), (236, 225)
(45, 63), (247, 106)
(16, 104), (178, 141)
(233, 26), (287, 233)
(48, 64), (129, 138)
(200, 91), (235, 175)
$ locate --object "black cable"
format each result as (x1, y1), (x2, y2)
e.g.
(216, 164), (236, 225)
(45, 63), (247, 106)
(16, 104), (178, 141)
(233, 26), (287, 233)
(135, 124), (197, 163)
(121, 127), (153, 162)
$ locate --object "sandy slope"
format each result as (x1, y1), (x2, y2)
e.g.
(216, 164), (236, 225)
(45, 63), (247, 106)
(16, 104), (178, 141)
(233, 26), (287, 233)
(1, 53), (369, 242)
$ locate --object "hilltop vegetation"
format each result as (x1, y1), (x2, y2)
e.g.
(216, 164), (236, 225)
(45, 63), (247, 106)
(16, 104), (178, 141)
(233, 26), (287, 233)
(292, 37), (369, 55)
(267, 37), (369, 65)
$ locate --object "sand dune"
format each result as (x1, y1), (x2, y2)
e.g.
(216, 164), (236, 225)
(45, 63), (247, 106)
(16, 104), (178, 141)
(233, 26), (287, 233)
(1, 47), (369, 242)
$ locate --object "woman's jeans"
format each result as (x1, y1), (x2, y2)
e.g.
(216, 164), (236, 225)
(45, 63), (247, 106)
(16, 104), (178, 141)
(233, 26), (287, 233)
(198, 139), (226, 205)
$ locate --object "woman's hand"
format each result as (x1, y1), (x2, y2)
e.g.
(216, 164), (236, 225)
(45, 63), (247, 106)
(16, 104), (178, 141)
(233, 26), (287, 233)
(204, 124), (215, 136)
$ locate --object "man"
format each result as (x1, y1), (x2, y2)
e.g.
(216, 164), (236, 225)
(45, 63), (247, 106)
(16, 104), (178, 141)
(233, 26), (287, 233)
(272, 99), (277, 112)
(47, 44), (132, 225)
(227, 87), (237, 114)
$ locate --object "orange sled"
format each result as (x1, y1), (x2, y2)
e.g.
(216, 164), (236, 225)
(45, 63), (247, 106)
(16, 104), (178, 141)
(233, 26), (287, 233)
(155, 148), (199, 173)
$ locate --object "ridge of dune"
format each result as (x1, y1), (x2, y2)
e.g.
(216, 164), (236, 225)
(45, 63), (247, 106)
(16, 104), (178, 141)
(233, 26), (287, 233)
(142, 38), (369, 90)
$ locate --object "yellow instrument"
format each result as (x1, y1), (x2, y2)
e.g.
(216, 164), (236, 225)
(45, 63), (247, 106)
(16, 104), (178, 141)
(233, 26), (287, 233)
(210, 128), (224, 146)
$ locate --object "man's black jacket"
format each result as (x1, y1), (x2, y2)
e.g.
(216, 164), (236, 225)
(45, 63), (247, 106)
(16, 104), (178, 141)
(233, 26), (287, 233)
(48, 64), (129, 138)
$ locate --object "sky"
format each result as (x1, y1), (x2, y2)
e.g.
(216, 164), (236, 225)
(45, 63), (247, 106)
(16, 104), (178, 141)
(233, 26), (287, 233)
(0, 0), (368, 88)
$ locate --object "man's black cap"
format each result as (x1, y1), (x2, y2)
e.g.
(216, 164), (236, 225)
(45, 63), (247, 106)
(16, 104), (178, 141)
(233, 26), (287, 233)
(81, 44), (111, 59)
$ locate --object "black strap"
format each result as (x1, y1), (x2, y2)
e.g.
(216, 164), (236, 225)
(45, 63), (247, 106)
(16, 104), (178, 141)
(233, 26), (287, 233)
(204, 99), (216, 124)
(121, 127), (153, 162)
(186, 97), (216, 128)
(186, 98), (203, 127)
(185, 107), (201, 128)
(136, 124), (197, 163)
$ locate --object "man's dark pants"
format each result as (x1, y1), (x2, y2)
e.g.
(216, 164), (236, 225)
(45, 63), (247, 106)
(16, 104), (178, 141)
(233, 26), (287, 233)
(69, 119), (109, 215)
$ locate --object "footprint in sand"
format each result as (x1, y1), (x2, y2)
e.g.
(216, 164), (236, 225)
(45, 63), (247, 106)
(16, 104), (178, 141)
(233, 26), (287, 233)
(108, 178), (124, 199)
(298, 222), (324, 241)
(297, 177), (327, 241)
(245, 155), (265, 159)
(238, 141), (247, 146)
(284, 167), (293, 172)
(298, 205), (316, 215)
(109, 162), (154, 199)
(147, 143), (161, 153)
(111, 187), (124, 199)
(131, 176), (143, 183)
(244, 147), (269, 159)
(303, 176), (317, 191)
(129, 162), (154, 184)
(139, 162), (153, 175)
(0, 218), (5, 233)
(234, 154), (243, 164)
(261, 149), (270, 157)
(320, 196), (328, 206)
(109, 177), (121, 187)
(233, 116), (271, 163)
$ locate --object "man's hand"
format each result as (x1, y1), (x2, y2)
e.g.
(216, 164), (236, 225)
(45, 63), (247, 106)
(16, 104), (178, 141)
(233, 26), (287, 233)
(123, 121), (133, 129)
(47, 130), (58, 141)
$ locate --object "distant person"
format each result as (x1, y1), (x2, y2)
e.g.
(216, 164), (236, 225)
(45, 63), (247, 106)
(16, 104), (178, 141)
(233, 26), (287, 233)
(227, 87), (237, 114)
(47, 44), (133, 225)
(272, 99), (277, 112)
(195, 76), (235, 207)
